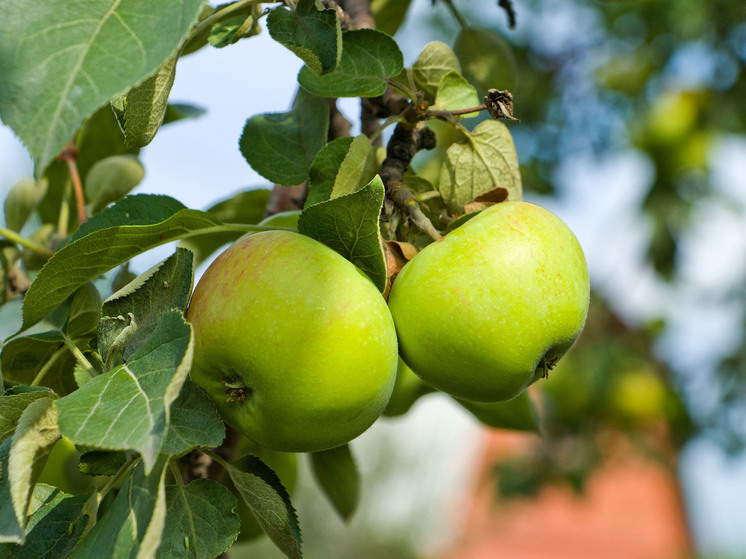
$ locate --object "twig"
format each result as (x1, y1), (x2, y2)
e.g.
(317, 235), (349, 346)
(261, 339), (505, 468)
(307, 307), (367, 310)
(264, 182), (308, 217)
(341, 0), (375, 30)
(498, 0), (517, 29)
(426, 104), (487, 120)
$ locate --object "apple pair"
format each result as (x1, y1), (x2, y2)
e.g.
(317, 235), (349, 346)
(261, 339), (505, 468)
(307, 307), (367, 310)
(187, 201), (590, 453)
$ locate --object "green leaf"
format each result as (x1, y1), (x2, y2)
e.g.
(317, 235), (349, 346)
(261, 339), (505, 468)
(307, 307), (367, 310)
(208, 5), (262, 48)
(162, 103), (207, 125)
(111, 56), (178, 149)
(453, 28), (518, 94)
(0, 0), (204, 176)
(20, 196), (225, 332)
(0, 490), (89, 558)
(310, 444), (359, 521)
(223, 456), (302, 559)
(0, 389), (57, 443)
(85, 155), (145, 214)
(438, 120), (522, 213)
(98, 247), (194, 367)
(433, 71), (480, 116)
(56, 310), (192, 472)
(298, 29), (403, 98)
(411, 41), (461, 102)
(78, 450), (127, 476)
(0, 398), (59, 544)
(157, 479), (239, 559)
(161, 381), (225, 456)
(66, 282), (102, 339)
(111, 263), (138, 294)
(446, 210), (482, 232)
(298, 176), (388, 292)
(0, 332), (77, 396)
(70, 194), (186, 243)
(240, 88), (329, 186)
(455, 391), (540, 433)
(268, 0), (342, 75)
(70, 454), (169, 559)
(306, 137), (354, 207)
(331, 134), (378, 199)
(180, 188), (270, 267)
(4, 179), (47, 233)
(370, 0), (414, 36)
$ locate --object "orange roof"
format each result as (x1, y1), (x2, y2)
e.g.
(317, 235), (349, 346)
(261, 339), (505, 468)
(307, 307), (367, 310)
(437, 431), (692, 559)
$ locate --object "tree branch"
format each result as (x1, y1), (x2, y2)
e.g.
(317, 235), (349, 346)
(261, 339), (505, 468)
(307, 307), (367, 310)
(341, 0), (375, 30)
(380, 122), (441, 241)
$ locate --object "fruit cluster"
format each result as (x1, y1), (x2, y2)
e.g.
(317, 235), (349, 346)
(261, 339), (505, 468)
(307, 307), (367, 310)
(187, 201), (590, 454)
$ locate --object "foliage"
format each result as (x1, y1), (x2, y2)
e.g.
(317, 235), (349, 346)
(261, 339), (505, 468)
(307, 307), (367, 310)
(3, 0), (743, 555)
(0, 1), (542, 557)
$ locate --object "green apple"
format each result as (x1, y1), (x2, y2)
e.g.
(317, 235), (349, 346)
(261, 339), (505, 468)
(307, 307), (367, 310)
(388, 201), (590, 403)
(383, 358), (434, 417)
(609, 369), (668, 423)
(37, 436), (95, 494)
(187, 230), (398, 452)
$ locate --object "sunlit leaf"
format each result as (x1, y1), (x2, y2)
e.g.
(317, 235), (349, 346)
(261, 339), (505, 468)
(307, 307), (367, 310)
(298, 176), (388, 292)
(0, 0), (204, 175)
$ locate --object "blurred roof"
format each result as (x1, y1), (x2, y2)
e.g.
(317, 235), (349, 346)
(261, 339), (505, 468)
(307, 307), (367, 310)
(437, 430), (692, 559)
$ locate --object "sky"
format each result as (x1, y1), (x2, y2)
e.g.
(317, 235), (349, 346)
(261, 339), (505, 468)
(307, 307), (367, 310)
(1, 0), (746, 555)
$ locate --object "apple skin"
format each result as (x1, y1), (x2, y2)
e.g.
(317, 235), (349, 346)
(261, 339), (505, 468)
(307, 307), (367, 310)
(37, 437), (95, 494)
(388, 201), (590, 403)
(187, 230), (398, 453)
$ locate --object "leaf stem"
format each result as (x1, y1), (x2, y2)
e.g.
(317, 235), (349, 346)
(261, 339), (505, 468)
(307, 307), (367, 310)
(0, 226), (54, 258)
(204, 449), (229, 469)
(169, 460), (185, 486)
(426, 104), (487, 119)
(30, 346), (67, 386)
(58, 182), (70, 238)
(59, 143), (87, 224)
(441, 0), (470, 31)
(180, 223), (297, 239)
(370, 115), (403, 143)
(98, 454), (139, 500)
(61, 332), (96, 379)
(387, 79), (418, 102)
(188, 0), (258, 40)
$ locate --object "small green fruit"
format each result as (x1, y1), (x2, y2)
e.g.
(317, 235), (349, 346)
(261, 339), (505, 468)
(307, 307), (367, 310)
(388, 201), (590, 402)
(37, 437), (94, 494)
(187, 230), (398, 452)
(383, 358), (434, 417)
